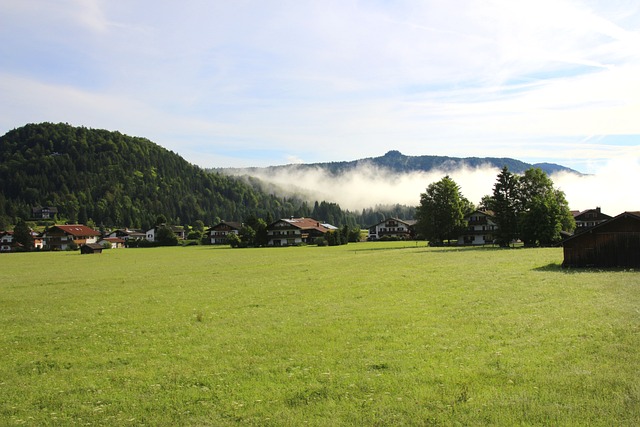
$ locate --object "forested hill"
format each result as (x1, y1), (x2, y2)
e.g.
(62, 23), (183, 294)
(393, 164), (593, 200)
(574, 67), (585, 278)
(0, 123), (317, 229)
(225, 150), (578, 176)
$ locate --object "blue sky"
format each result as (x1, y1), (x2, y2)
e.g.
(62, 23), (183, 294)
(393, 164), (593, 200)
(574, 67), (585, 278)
(1, 0), (639, 175)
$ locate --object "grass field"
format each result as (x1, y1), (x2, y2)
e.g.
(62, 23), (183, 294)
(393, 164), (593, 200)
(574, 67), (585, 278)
(1, 242), (639, 426)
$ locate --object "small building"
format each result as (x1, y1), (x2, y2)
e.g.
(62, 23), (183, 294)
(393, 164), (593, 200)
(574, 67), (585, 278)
(145, 225), (185, 243)
(457, 210), (498, 245)
(42, 224), (101, 250)
(1, 230), (43, 252)
(572, 207), (612, 231)
(105, 229), (146, 241)
(367, 218), (416, 241)
(0, 231), (14, 252)
(32, 231), (44, 250)
(207, 221), (242, 245)
(80, 243), (104, 254)
(98, 237), (126, 249)
(562, 211), (640, 268)
(31, 206), (58, 220)
(267, 217), (332, 246)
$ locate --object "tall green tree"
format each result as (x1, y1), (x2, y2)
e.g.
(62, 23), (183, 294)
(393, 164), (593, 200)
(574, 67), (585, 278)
(239, 225), (256, 247)
(415, 176), (470, 245)
(156, 225), (178, 246)
(13, 218), (33, 251)
(518, 168), (574, 246)
(490, 166), (521, 247)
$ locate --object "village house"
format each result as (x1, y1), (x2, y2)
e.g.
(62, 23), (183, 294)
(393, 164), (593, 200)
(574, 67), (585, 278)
(572, 207), (612, 231)
(145, 225), (186, 242)
(98, 237), (126, 249)
(32, 231), (44, 250)
(106, 228), (146, 241)
(367, 218), (416, 241)
(0, 230), (44, 252)
(267, 217), (332, 246)
(457, 210), (498, 245)
(31, 206), (58, 220)
(562, 211), (640, 268)
(42, 224), (100, 251)
(0, 231), (16, 252)
(207, 221), (242, 245)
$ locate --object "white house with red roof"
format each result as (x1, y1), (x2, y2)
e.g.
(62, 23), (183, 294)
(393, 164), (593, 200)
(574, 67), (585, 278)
(98, 237), (126, 249)
(42, 224), (100, 250)
(267, 217), (332, 246)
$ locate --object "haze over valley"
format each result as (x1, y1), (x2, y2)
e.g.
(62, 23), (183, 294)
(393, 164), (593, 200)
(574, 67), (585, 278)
(223, 151), (638, 216)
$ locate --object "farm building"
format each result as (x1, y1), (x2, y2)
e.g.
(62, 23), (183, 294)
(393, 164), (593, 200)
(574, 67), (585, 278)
(457, 210), (497, 245)
(80, 243), (104, 254)
(572, 207), (612, 230)
(42, 224), (101, 251)
(367, 218), (416, 241)
(562, 211), (640, 268)
(207, 221), (243, 245)
(267, 217), (332, 246)
(98, 237), (126, 249)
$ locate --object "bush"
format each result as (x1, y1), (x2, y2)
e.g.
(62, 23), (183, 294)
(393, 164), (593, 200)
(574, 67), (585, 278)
(315, 237), (328, 246)
(227, 233), (241, 248)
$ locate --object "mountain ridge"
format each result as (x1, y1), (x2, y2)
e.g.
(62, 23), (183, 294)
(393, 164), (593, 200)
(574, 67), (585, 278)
(220, 150), (579, 176)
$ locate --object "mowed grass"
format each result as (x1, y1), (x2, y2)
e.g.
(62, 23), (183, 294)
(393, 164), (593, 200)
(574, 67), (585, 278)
(1, 243), (639, 426)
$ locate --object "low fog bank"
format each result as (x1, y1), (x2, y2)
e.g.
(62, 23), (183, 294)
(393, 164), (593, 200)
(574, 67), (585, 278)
(229, 159), (638, 217)
(550, 157), (640, 216)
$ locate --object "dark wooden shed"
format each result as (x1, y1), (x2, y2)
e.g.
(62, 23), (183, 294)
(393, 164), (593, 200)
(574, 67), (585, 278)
(80, 243), (104, 254)
(562, 211), (640, 268)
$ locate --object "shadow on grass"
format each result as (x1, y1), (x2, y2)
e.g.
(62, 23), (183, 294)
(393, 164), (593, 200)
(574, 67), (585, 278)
(352, 245), (509, 254)
(534, 262), (636, 273)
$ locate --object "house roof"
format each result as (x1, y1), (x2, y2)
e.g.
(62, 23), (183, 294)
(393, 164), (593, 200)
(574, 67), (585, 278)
(101, 237), (125, 243)
(573, 208), (612, 221)
(368, 218), (417, 228)
(273, 217), (331, 233)
(467, 209), (495, 217)
(209, 221), (243, 231)
(50, 224), (100, 237)
(81, 243), (104, 251)
(562, 211), (640, 244)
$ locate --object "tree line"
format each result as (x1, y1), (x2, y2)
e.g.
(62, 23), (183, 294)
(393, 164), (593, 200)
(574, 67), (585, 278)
(415, 166), (575, 246)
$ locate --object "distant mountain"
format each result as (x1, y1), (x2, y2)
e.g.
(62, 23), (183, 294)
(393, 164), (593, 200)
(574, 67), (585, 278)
(223, 150), (579, 176)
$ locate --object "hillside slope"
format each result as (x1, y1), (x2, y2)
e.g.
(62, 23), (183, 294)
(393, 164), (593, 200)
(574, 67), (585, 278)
(0, 123), (304, 228)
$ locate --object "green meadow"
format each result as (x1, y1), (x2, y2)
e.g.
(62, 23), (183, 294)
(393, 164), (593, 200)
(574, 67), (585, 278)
(1, 243), (638, 426)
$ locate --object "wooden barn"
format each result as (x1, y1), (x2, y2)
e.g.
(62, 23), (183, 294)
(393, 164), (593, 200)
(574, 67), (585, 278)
(562, 211), (640, 268)
(80, 243), (104, 254)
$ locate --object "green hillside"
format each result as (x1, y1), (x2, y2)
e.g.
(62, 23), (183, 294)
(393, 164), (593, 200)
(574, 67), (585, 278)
(0, 123), (313, 229)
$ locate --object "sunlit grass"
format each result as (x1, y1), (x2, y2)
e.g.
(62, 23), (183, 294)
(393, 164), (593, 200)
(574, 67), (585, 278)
(1, 243), (638, 425)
